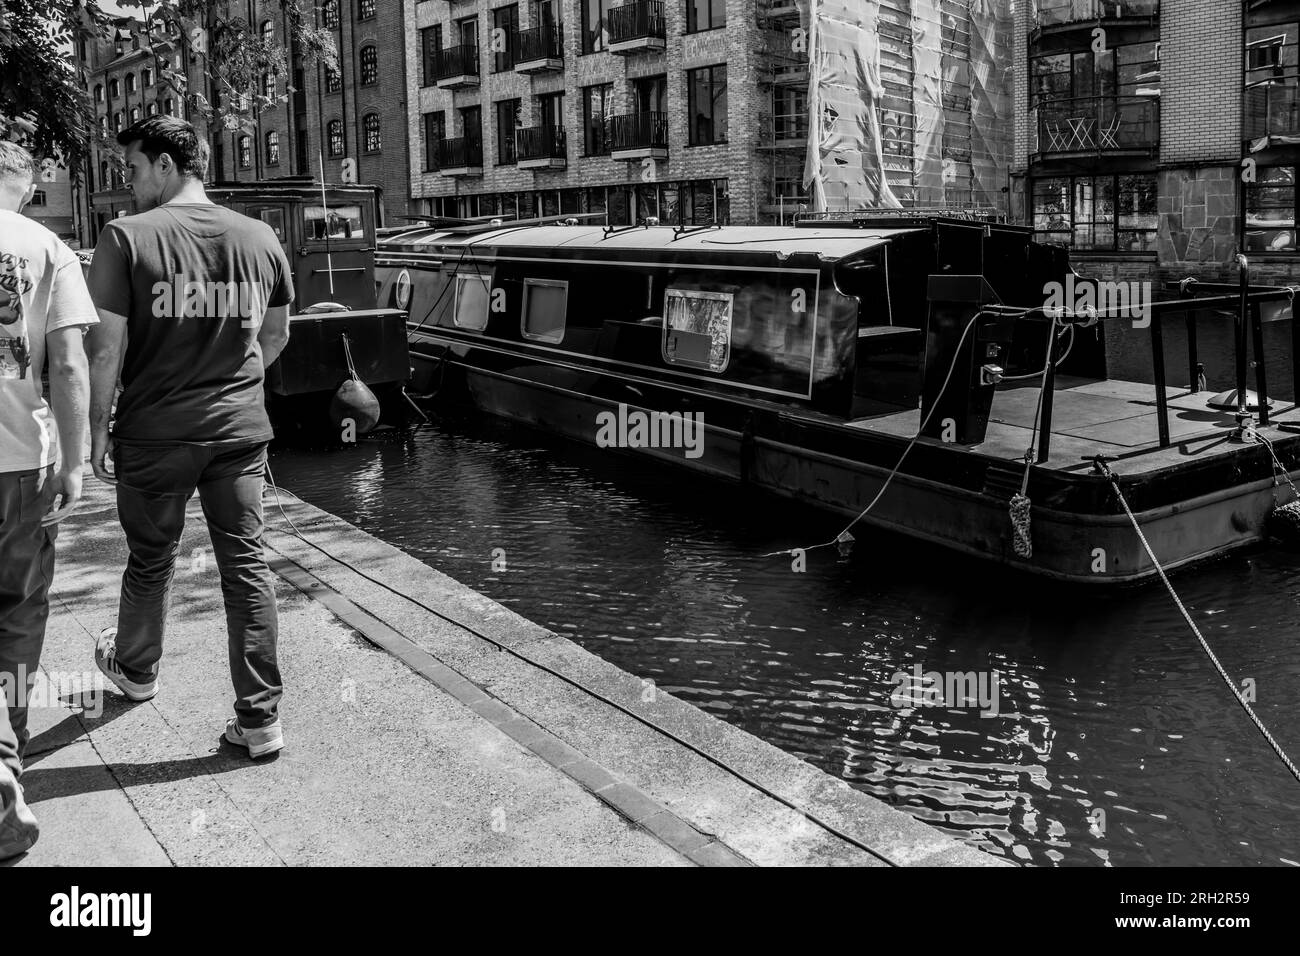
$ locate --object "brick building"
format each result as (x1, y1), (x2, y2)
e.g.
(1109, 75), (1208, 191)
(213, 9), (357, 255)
(75, 12), (211, 245)
(1009, 0), (1300, 395)
(205, 0), (413, 226)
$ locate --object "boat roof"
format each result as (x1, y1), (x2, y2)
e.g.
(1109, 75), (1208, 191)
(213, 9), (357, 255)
(377, 225), (924, 260)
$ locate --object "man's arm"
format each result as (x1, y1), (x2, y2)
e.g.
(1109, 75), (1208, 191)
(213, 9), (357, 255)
(85, 309), (128, 484)
(42, 326), (91, 525)
(258, 304), (290, 367)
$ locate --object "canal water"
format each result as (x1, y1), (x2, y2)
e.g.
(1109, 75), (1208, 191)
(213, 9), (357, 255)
(269, 408), (1300, 867)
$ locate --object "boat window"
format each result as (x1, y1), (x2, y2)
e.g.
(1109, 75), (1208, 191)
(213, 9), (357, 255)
(521, 278), (567, 344)
(662, 289), (732, 372)
(304, 204), (362, 241)
(453, 273), (491, 331)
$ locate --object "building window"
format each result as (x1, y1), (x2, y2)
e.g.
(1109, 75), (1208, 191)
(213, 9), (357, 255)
(109, 78), (119, 98)
(98, 115), (108, 135)
(238, 135), (251, 168)
(496, 98), (520, 164)
(493, 5), (518, 73)
(266, 130), (280, 165)
(454, 273), (491, 331)
(325, 65), (342, 93)
(124, 72), (136, 94)
(581, 0), (612, 54)
(147, 102), (157, 116)
(1246, 24), (1299, 143)
(141, 68), (152, 86)
(94, 83), (103, 102)
(420, 25), (442, 86)
(29, 189), (47, 207)
(359, 0), (376, 19)
(360, 45), (378, 85)
(129, 106), (139, 122)
(1031, 174), (1158, 252)
(113, 111), (123, 131)
(164, 97), (174, 115)
(296, 129), (310, 171)
(582, 83), (612, 155)
(687, 65), (727, 146)
(424, 111), (445, 170)
(774, 85), (807, 141)
(261, 20), (274, 45)
(521, 279), (567, 343)
(263, 73), (276, 98)
(328, 119), (344, 157)
(686, 0), (725, 33)
(1244, 165), (1297, 252)
(322, 0), (339, 28)
(662, 289), (732, 372)
(363, 113), (381, 152)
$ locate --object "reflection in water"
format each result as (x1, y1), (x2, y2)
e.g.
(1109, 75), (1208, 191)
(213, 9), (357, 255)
(270, 409), (1300, 867)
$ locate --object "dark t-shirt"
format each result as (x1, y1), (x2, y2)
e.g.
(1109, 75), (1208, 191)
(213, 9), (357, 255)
(87, 203), (293, 443)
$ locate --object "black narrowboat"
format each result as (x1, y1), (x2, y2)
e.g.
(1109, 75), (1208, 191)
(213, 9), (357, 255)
(374, 212), (1300, 584)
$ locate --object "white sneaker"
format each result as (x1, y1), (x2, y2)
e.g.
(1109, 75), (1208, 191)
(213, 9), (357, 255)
(94, 627), (159, 702)
(0, 763), (38, 861)
(223, 717), (284, 759)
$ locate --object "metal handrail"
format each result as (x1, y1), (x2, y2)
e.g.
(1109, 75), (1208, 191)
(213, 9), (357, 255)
(609, 111), (668, 151)
(434, 43), (479, 80)
(608, 1), (666, 44)
(515, 24), (562, 62)
(516, 125), (566, 161)
(1034, 95), (1159, 155)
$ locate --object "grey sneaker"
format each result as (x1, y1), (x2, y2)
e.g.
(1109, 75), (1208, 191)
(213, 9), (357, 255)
(94, 627), (159, 702)
(0, 763), (38, 861)
(224, 717), (284, 759)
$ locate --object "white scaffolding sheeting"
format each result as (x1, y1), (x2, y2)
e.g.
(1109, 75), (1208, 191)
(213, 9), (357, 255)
(911, 0), (945, 204)
(800, 0), (902, 211)
(969, 0), (1013, 213)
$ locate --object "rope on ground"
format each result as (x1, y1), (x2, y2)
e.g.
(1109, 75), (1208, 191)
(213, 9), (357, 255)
(1095, 459), (1300, 786)
(261, 462), (903, 866)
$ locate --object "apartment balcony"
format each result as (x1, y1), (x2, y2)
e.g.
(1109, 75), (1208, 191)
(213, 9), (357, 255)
(436, 137), (483, 176)
(516, 126), (567, 170)
(1032, 95), (1159, 161)
(434, 44), (479, 90)
(1033, 0), (1158, 29)
(757, 0), (802, 29)
(607, 1), (666, 56)
(609, 111), (668, 160)
(1246, 74), (1300, 148)
(514, 25), (562, 73)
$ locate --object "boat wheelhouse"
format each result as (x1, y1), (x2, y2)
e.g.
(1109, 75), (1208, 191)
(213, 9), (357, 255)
(375, 212), (1300, 584)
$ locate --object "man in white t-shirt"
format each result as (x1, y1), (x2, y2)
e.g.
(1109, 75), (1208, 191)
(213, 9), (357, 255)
(0, 142), (96, 861)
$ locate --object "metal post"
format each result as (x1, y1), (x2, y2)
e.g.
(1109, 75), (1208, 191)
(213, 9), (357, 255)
(1037, 324), (1057, 464)
(1151, 306), (1171, 447)
(1184, 299), (1199, 391)
(1236, 255), (1250, 416)
(1252, 301), (1270, 427)
(1292, 292), (1300, 408)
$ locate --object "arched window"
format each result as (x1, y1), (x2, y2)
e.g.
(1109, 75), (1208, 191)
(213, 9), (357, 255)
(327, 119), (344, 157)
(325, 65), (341, 93)
(322, 0), (339, 28)
(238, 135), (251, 168)
(146, 102), (157, 117)
(99, 160), (108, 189)
(113, 111), (123, 131)
(363, 113), (381, 152)
(94, 83), (104, 102)
(266, 130), (280, 165)
(360, 45), (377, 85)
(359, 0), (375, 19)
(261, 20), (274, 46)
(125, 73), (135, 93)
(109, 77), (119, 98)
(164, 97), (174, 115)
(141, 68), (152, 87)
(129, 106), (139, 123)
(98, 115), (108, 135)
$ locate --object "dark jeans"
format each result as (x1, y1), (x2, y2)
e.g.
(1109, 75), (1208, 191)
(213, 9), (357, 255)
(114, 441), (281, 728)
(0, 467), (56, 779)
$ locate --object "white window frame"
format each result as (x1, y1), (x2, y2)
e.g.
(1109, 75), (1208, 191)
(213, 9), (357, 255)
(520, 278), (567, 344)
(661, 288), (733, 372)
(453, 272), (492, 331)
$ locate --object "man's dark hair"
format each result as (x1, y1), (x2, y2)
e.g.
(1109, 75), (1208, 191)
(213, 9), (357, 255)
(117, 116), (210, 179)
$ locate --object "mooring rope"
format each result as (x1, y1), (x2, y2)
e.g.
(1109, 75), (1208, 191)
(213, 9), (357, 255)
(1094, 460), (1300, 785)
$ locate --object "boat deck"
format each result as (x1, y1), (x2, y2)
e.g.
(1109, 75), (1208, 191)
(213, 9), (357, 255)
(847, 376), (1300, 478)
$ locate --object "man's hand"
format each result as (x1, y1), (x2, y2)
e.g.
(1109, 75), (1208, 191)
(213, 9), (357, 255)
(90, 426), (116, 484)
(42, 465), (84, 526)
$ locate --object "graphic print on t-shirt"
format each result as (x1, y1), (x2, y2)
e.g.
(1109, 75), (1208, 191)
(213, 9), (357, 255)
(0, 249), (33, 380)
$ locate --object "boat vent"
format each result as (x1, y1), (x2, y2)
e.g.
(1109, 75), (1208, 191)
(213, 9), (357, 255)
(981, 463), (1026, 500)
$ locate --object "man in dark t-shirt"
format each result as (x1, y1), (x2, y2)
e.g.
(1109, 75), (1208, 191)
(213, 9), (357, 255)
(86, 117), (292, 759)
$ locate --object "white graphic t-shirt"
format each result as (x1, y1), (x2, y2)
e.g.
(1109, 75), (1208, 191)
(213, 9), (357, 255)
(0, 209), (99, 473)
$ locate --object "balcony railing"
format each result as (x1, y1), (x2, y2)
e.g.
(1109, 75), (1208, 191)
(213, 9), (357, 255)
(514, 25), (562, 69)
(609, 111), (669, 155)
(1034, 95), (1159, 156)
(608, 1), (666, 49)
(1246, 74), (1300, 143)
(517, 125), (567, 163)
(1033, 0), (1158, 28)
(436, 136), (483, 170)
(434, 43), (479, 83)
